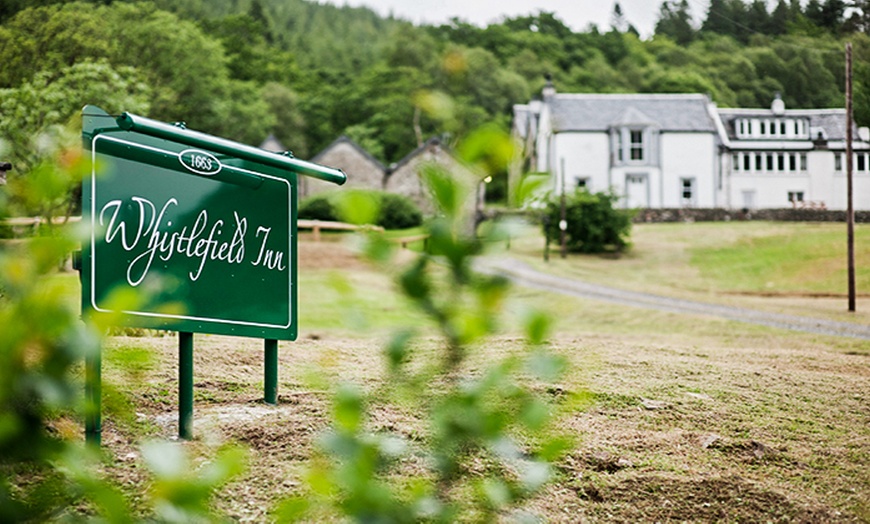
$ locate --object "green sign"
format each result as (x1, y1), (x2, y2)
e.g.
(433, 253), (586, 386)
(81, 106), (345, 340)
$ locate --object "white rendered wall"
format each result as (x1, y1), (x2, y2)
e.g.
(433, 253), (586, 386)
(660, 133), (718, 208)
(552, 132), (611, 193)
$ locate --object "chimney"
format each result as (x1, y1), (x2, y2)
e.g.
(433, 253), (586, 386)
(542, 73), (556, 99)
(771, 92), (785, 115)
(0, 162), (10, 186)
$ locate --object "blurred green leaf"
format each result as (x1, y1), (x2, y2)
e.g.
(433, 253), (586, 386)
(384, 328), (415, 370)
(333, 189), (380, 226)
(523, 309), (552, 346)
(421, 164), (460, 216)
(457, 124), (515, 176)
(512, 173), (550, 208)
(333, 384), (364, 432)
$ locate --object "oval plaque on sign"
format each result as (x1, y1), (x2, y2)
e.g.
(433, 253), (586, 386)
(179, 149), (221, 176)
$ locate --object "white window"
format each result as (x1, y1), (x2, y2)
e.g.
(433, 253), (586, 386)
(777, 154), (785, 172)
(733, 154), (740, 171)
(630, 130), (644, 161)
(616, 131), (623, 162)
(576, 177), (589, 189)
(835, 153), (842, 171)
(680, 178), (695, 206)
(859, 154), (867, 171)
(743, 153), (751, 171)
(788, 191), (804, 204)
(789, 154), (796, 172)
(766, 153), (774, 171)
(800, 154), (807, 171)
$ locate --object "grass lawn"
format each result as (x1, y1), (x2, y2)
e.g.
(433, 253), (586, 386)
(41, 223), (870, 521)
(502, 220), (870, 324)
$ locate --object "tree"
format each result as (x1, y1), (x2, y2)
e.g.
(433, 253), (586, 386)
(655, 0), (696, 45)
(746, 0), (773, 34)
(611, 1), (628, 32)
(261, 82), (308, 157)
(0, 60), (150, 198)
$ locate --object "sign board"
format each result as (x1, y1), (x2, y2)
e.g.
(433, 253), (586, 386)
(81, 106), (345, 340)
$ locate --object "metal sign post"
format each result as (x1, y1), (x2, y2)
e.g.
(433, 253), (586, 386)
(80, 106), (345, 443)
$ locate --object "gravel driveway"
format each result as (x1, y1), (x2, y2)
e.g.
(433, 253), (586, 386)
(477, 257), (870, 341)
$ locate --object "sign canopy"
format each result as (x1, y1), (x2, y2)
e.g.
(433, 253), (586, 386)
(81, 105), (345, 340)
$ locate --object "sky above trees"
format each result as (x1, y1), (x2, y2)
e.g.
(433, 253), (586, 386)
(319, 0), (670, 37)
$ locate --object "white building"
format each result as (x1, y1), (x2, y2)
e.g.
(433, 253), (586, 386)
(513, 83), (870, 210)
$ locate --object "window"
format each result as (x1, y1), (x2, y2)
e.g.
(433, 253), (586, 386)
(780, 121), (786, 135)
(859, 154), (867, 171)
(777, 154), (785, 171)
(789, 154), (797, 171)
(755, 154), (762, 171)
(760, 121), (766, 135)
(788, 191), (804, 204)
(576, 178), (589, 189)
(744, 153), (751, 171)
(800, 154), (807, 171)
(681, 178), (695, 206)
(630, 130), (644, 161)
(733, 154), (740, 171)
(835, 153), (842, 171)
(766, 153), (774, 171)
(616, 131), (623, 162)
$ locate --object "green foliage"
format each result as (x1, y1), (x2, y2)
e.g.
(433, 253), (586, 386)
(543, 189), (634, 254)
(378, 193), (424, 230)
(282, 125), (568, 521)
(299, 191), (423, 230)
(298, 194), (339, 222)
(0, 137), (245, 521)
(0, 60), (150, 182)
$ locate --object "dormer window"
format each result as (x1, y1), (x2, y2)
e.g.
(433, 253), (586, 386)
(611, 126), (656, 166)
(734, 117), (810, 139)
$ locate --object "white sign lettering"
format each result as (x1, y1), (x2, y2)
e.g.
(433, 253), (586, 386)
(98, 196), (285, 286)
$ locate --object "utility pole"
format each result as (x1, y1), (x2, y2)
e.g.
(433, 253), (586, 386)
(846, 42), (856, 312)
(559, 158), (567, 259)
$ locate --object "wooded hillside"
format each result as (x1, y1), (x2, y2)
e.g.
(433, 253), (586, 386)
(1, 0), (868, 175)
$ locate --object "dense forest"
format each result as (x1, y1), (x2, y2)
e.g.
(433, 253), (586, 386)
(1, 0), (869, 179)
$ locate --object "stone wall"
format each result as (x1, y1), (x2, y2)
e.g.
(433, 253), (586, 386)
(632, 208), (870, 223)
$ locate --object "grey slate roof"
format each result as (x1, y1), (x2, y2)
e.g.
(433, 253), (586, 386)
(717, 107), (850, 141)
(312, 135), (387, 171)
(548, 93), (717, 133)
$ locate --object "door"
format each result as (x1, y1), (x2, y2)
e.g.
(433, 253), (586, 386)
(625, 173), (649, 208)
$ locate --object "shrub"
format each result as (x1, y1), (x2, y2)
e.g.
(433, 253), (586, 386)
(543, 189), (634, 253)
(376, 193), (422, 230)
(298, 194), (338, 222)
(298, 191), (423, 230)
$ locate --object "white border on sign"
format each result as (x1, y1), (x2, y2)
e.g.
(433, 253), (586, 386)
(90, 134), (293, 330)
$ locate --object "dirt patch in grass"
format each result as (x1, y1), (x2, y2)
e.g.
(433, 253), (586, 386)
(569, 475), (850, 523)
(83, 237), (869, 522)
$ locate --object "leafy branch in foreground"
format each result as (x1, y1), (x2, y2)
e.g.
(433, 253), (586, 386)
(277, 126), (571, 522)
(0, 138), (245, 522)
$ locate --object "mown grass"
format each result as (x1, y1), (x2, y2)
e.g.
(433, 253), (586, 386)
(689, 222), (870, 293)
(502, 220), (870, 324)
(505, 221), (870, 294)
(38, 222), (870, 521)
